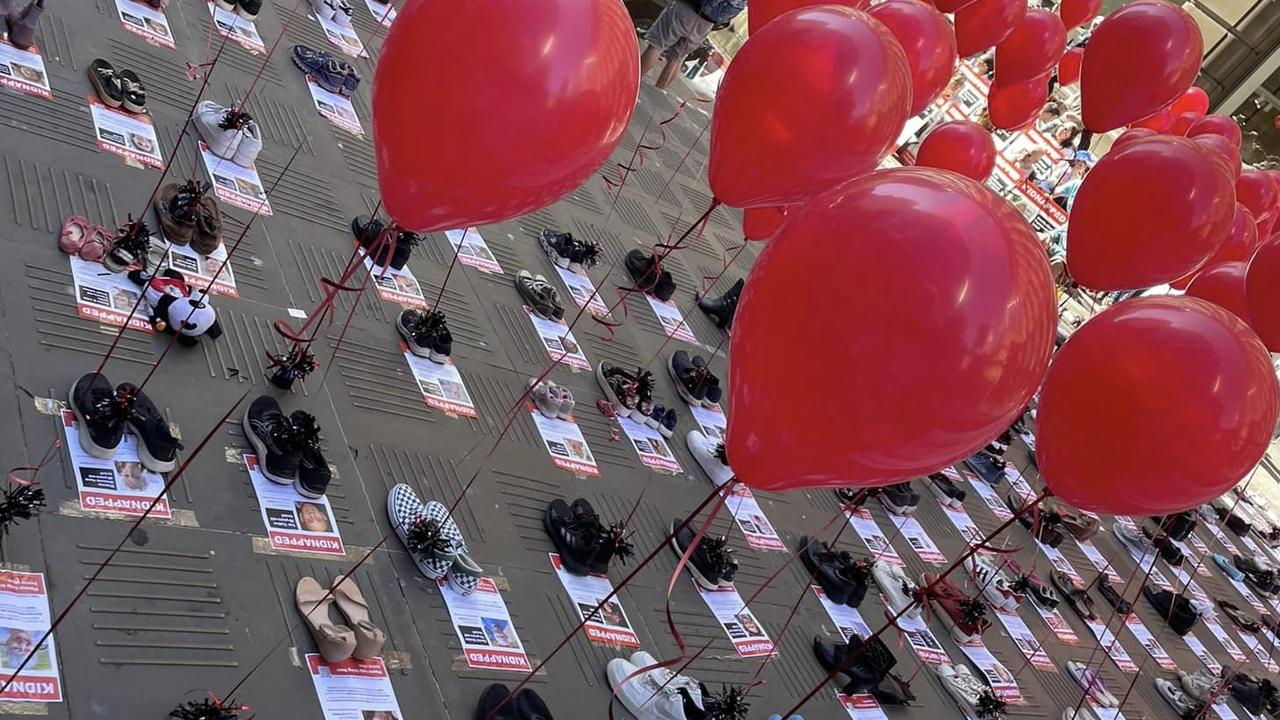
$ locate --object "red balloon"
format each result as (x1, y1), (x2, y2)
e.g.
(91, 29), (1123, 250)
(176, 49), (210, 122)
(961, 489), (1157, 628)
(932, 0), (978, 12)
(868, 0), (957, 115)
(1268, 171), (1280, 212)
(1170, 86), (1210, 117)
(727, 168), (1055, 491)
(954, 0), (1026, 57)
(372, 0), (637, 233)
(1112, 127), (1158, 150)
(1187, 115), (1243, 148)
(1258, 214), (1278, 242)
(987, 73), (1050, 131)
(1067, 136), (1236, 290)
(1245, 234), (1280, 352)
(747, 0), (870, 35)
(1212, 205), (1260, 263)
(1037, 297), (1278, 515)
(1187, 261), (1250, 321)
(1238, 171), (1278, 220)
(1058, 0), (1101, 29)
(915, 121), (996, 181)
(995, 10), (1067, 85)
(1081, 1), (1203, 132)
(1129, 109), (1175, 133)
(1057, 47), (1083, 86)
(1170, 111), (1200, 136)
(742, 206), (788, 242)
(709, 7), (911, 208)
(1192, 133), (1241, 182)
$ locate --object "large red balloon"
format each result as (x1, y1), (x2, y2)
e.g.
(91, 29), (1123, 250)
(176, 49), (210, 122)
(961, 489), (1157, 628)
(916, 121), (996, 181)
(1170, 111), (1200, 136)
(1171, 207), (1256, 289)
(727, 168), (1055, 491)
(994, 10), (1067, 85)
(1170, 86), (1210, 117)
(1067, 136), (1236, 290)
(1193, 133), (1242, 182)
(742, 206), (788, 242)
(747, 0), (870, 35)
(372, 0), (637, 233)
(1080, 1), (1203, 132)
(709, 7), (911, 208)
(1058, 47), (1083, 86)
(1038, 297), (1278, 516)
(954, 0), (1026, 57)
(1187, 261), (1250, 321)
(1058, 0), (1101, 29)
(1238, 171), (1278, 221)
(987, 74), (1050, 131)
(1129, 109), (1175, 133)
(932, 0), (978, 12)
(1112, 127), (1158, 150)
(868, 0), (957, 115)
(1188, 115), (1243, 148)
(1245, 234), (1280, 352)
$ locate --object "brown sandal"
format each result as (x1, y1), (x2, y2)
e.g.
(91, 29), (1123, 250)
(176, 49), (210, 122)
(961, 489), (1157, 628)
(331, 575), (386, 660)
(296, 576), (356, 663)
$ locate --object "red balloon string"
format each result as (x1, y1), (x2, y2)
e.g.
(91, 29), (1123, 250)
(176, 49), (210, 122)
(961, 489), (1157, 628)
(6, 436), (60, 487)
(600, 101), (687, 200)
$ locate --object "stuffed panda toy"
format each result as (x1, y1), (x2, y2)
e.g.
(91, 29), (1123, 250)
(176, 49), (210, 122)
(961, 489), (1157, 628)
(128, 269), (224, 346)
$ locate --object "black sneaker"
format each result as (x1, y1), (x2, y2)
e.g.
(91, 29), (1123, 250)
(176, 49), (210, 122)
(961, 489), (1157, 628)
(237, 0), (262, 19)
(1142, 586), (1200, 636)
(397, 308), (452, 363)
(1098, 578), (1132, 616)
(291, 411), (331, 498)
(540, 229), (601, 273)
(799, 536), (870, 607)
(926, 473), (966, 508)
(69, 372), (126, 459)
(515, 270), (565, 321)
(1011, 573), (1059, 611)
(879, 482), (919, 516)
(668, 350), (719, 406)
(813, 634), (898, 695)
(242, 395), (302, 484)
(632, 369), (656, 421)
(657, 407), (677, 439)
(352, 216), (418, 270)
(624, 249), (676, 301)
(698, 278), (742, 330)
(545, 498), (601, 576)
(670, 518), (736, 590)
(116, 383), (179, 473)
(595, 362), (639, 416)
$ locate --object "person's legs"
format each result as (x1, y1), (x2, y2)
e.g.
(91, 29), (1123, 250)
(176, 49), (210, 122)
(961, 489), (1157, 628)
(656, 53), (685, 89)
(640, 44), (664, 76)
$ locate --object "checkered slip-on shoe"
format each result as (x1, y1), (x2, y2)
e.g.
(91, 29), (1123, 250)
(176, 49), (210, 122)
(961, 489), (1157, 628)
(447, 551), (483, 596)
(387, 484), (459, 579)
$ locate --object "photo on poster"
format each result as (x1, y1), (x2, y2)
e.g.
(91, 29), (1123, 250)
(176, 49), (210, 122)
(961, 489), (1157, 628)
(198, 141), (273, 215)
(645, 294), (697, 344)
(115, 0), (175, 48)
(438, 577), (532, 672)
(166, 243), (238, 297)
(245, 454), (345, 555)
(445, 228), (503, 274)
(61, 410), (172, 518)
(314, 12), (368, 58)
(549, 264), (610, 318)
(0, 39), (51, 99)
(693, 581), (775, 658)
(88, 97), (164, 170)
(359, 251), (427, 308)
(403, 349), (477, 418)
(306, 655), (406, 720)
(523, 306), (590, 371)
(529, 407), (599, 477)
(617, 416), (681, 473)
(363, 0), (395, 26)
(305, 77), (363, 135)
(0, 572), (62, 702)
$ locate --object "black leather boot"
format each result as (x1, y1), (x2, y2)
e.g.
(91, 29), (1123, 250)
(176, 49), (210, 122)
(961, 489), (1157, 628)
(698, 278), (742, 329)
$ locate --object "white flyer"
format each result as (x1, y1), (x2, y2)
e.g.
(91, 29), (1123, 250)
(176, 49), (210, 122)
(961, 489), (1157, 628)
(206, 1), (264, 54)
(991, 609), (1055, 671)
(1031, 601), (1079, 644)
(886, 514), (946, 565)
(1124, 615), (1175, 670)
(844, 508), (902, 566)
(811, 586), (873, 641)
(445, 228), (503, 274)
(1205, 523), (1240, 555)
(1084, 620), (1138, 673)
(1183, 633), (1222, 674)
(69, 255), (153, 332)
(956, 640), (1023, 704)
(244, 454), (345, 556)
(689, 404), (727, 442)
(305, 77), (362, 136)
(523, 306), (589, 371)
(528, 404), (599, 477)
(306, 655), (405, 720)
(1171, 538), (1212, 577)
(548, 554), (639, 648)
(402, 348), (476, 419)
(199, 141), (272, 215)
(0, 38), (50, 99)
(1076, 540), (1123, 583)
(692, 580), (775, 658)
(967, 479), (1013, 520)
(115, 0), (174, 49)
(722, 484), (784, 552)
(314, 12), (368, 58)
(1202, 617), (1248, 663)
(1003, 465), (1036, 501)
(1227, 576), (1269, 615)
(616, 415), (681, 474)
(1238, 632), (1279, 672)
(363, 0), (395, 26)
(0, 572), (61, 702)
(645, 295), (697, 344)
(88, 97), (163, 170)
(166, 242), (238, 298)
(61, 409), (171, 519)
(838, 692), (888, 720)
(438, 577), (531, 672)
(892, 610), (949, 666)
(550, 265), (610, 318)
(1037, 540), (1082, 583)
(1212, 702), (1240, 720)
(360, 251), (427, 309)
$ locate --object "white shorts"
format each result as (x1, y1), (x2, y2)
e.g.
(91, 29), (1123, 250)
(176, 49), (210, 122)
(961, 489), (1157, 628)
(646, 1), (713, 60)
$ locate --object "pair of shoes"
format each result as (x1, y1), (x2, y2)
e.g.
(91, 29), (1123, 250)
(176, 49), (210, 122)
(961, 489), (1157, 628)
(352, 216), (419, 270)
(295, 575), (385, 663)
(670, 518), (737, 589)
(688, 430), (733, 487)
(964, 554), (1023, 611)
(290, 44), (359, 96)
(937, 664), (987, 710)
(798, 536), (871, 607)
(214, 0), (261, 20)
(1226, 672), (1280, 716)
(668, 350), (723, 407)
(926, 472), (966, 509)
(88, 58), (146, 114)
(1010, 572), (1059, 611)
(879, 482), (919, 516)
(387, 484), (482, 594)
(539, 229), (600, 274)
(3, 0), (42, 51)
(1152, 510), (1198, 542)
(922, 572), (991, 644)
(1112, 522), (1154, 558)
(1097, 578), (1132, 616)
(964, 450), (1005, 485)
(1212, 553), (1244, 581)
(154, 181), (222, 254)
(102, 216), (164, 274)
(624, 249), (676, 301)
(1142, 586), (1200, 635)
(1051, 570), (1098, 622)
(607, 650), (705, 720)
(1045, 497), (1100, 541)
(1233, 554), (1280, 596)
(1218, 600), (1261, 633)
(308, 0), (352, 25)
(644, 404), (677, 438)
(516, 270), (565, 321)
(873, 563), (921, 619)
(242, 396), (331, 498)
(529, 378), (574, 420)
(57, 215), (114, 263)
(1006, 492), (1066, 547)
(595, 362), (655, 422)
(70, 372), (180, 473)
(194, 101), (262, 166)
(477, 683), (555, 720)
(697, 278), (742, 330)
(1155, 677), (1204, 720)
(545, 498), (632, 576)
(1177, 668), (1223, 703)
(813, 633), (898, 695)
(397, 309), (452, 363)
(1066, 660), (1119, 707)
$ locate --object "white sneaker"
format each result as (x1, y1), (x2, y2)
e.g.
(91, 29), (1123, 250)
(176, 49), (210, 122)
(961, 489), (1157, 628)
(1177, 668), (1221, 702)
(1113, 522), (1153, 558)
(606, 652), (697, 720)
(231, 117), (263, 168)
(1066, 660), (1119, 708)
(1062, 708), (1098, 720)
(194, 101), (241, 159)
(332, 0), (353, 25)
(1155, 677), (1202, 717)
(965, 554), (1022, 611)
(309, 0), (336, 19)
(872, 562), (921, 619)
(938, 664), (985, 709)
(687, 430), (732, 487)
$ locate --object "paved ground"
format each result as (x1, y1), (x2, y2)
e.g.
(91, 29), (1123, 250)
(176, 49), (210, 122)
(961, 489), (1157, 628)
(0, 2), (1275, 720)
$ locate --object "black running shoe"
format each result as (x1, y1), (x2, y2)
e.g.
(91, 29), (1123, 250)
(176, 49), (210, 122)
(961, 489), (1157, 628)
(879, 482), (919, 516)
(544, 498), (601, 576)
(291, 411), (331, 498)
(69, 372), (127, 459)
(118, 383), (180, 473)
(242, 396), (302, 483)
(670, 518), (736, 590)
